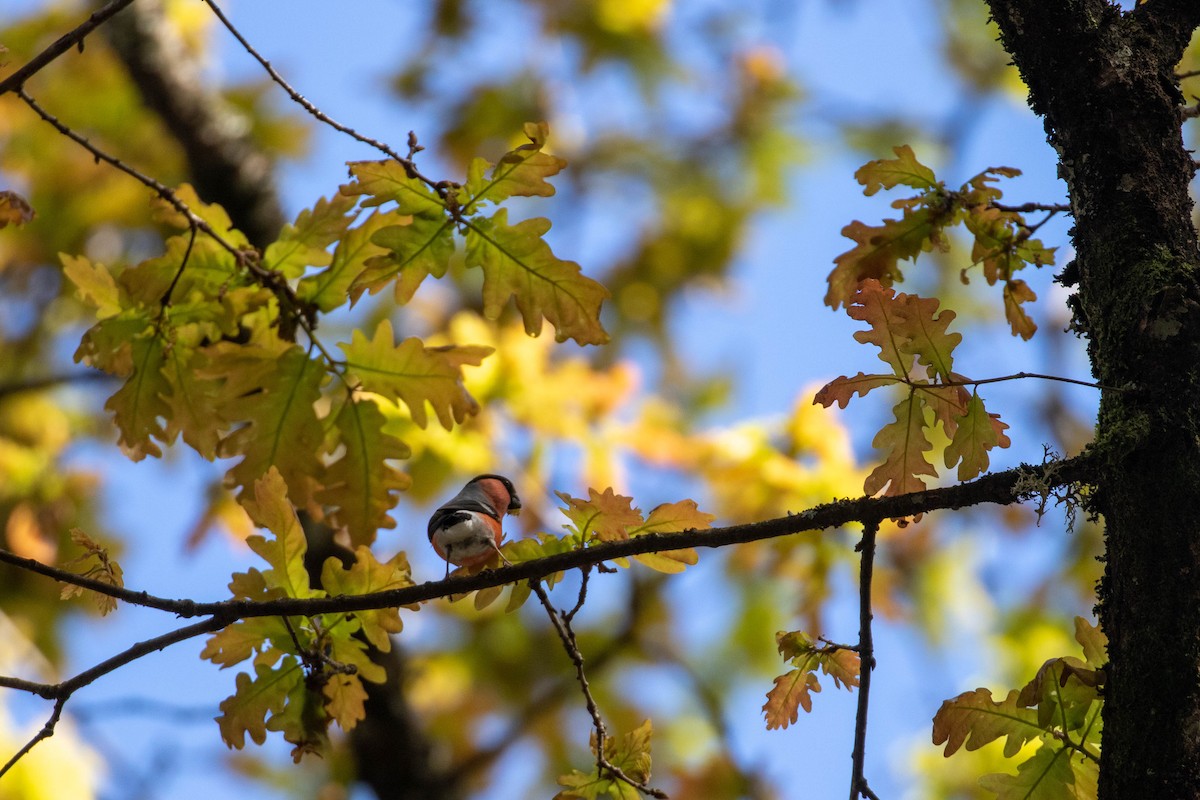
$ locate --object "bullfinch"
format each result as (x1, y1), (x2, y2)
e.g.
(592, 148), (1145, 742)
(427, 474), (521, 579)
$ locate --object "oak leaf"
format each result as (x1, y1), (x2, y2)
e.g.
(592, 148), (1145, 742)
(318, 398), (412, 545)
(351, 213), (455, 304)
(932, 687), (1041, 758)
(0, 189), (34, 227)
(463, 121), (567, 210)
(977, 745), (1098, 800)
(855, 144), (938, 196)
(341, 160), (445, 217)
(338, 319), (489, 430)
(297, 210), (399, 311)
(465, 209), (610, 345)
(262, 194), (358, 279)
(320, 546), (412, 650)
(216, 657), (303, 749)
(201, 338), (327, 510)
(59, 529), (124, 615)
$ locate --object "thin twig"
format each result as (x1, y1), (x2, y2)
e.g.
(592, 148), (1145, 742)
(848, 520), (880, 800)
(0, 547), (201, 616)
(529, 579), (667, 799)
(991, 201), (1071, 214)
(913, 371), (1121, 392)
(0, 0), (137, 95)
(15, 88), (249, 267)
(198, 0), (441, 192)
(0, 698), (65, 779)
(0, 616), (228, 777)
(563, 566), (592, 624)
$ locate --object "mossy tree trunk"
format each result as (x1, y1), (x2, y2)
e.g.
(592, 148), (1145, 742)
(987, 1), (1200, 796)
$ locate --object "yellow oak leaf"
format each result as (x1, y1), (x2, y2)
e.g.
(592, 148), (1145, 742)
(319, 398), (412, 545)
(60, 253), (121, 319)
(262, 193), (358, 279)
(320, 546), (412, 651)
(465, 209), (610, 346)
(854, 144), (938, 196)
(341, 160), (445, 217)
(339, 319), (489, 430)
(59, 528), (124, 615)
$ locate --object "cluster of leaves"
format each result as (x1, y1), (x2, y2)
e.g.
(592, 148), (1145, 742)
(466, 487), (714, 613)
(932, 617), (1104, 799)
(556, 720), (655, 800)
(199, 469), (412, 760)
(826, 145), (1055, 340)
(815, 279), (1010, 496)
(65, 123), (605, 547)
(59, 529), (123, 615)
(762, 631), (860, 729)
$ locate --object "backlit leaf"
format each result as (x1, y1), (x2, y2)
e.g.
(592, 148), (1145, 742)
(351, 213), (455, 304)
(297, 210), (400, 311)
(764, 631), (859, 729)
(59, 529), (124, 615)
(977, 745), (1098, 800)
(341, 160), (445, 217)
(202, 339), (327, 510)
(152, 184), (251, 249)
(944, 391), (1011, 481)
(216, 657), (304, 749)
(463, 121), (567, 209)
(262, 194), (358, 279)
(814, 372), (902, 409)
(338, 319), (489, 429)
(104, 334), (171, 461)
(465, 209), (610, 345)
(763, 668), (822, 727)
(933, 688), (1041, 758)
(61, 253), (121, 319)
(855, 144), (938, 196)
(240, 467), (318, 600)
(556, 487), (643, 542)
(319, 398), (412, 545)
(321, 546), (413, 650)
(864, 395), (936, 496)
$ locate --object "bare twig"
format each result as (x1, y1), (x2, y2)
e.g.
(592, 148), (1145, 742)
(529, 579), (667, 798)
(910, 371), (1121, 392)
(0, 616), (228, 777)
(15, 88), (249, 267)
(198, 0), (443, 192)
(848, 520), (880, 800)
(991, 201), (1071, 214)
(0, 0), (137, 95)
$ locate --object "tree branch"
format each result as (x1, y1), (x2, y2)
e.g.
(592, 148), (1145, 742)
(0, 0), (136, 96)
(0, 616), (228, 777)
(0, 455), (1095, 621)
(848, 520), (880, 800)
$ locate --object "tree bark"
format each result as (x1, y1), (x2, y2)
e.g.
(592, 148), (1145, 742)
(986, 1), (1200, 797)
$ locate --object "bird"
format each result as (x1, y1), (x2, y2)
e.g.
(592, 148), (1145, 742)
(427, 474), (521, 579)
